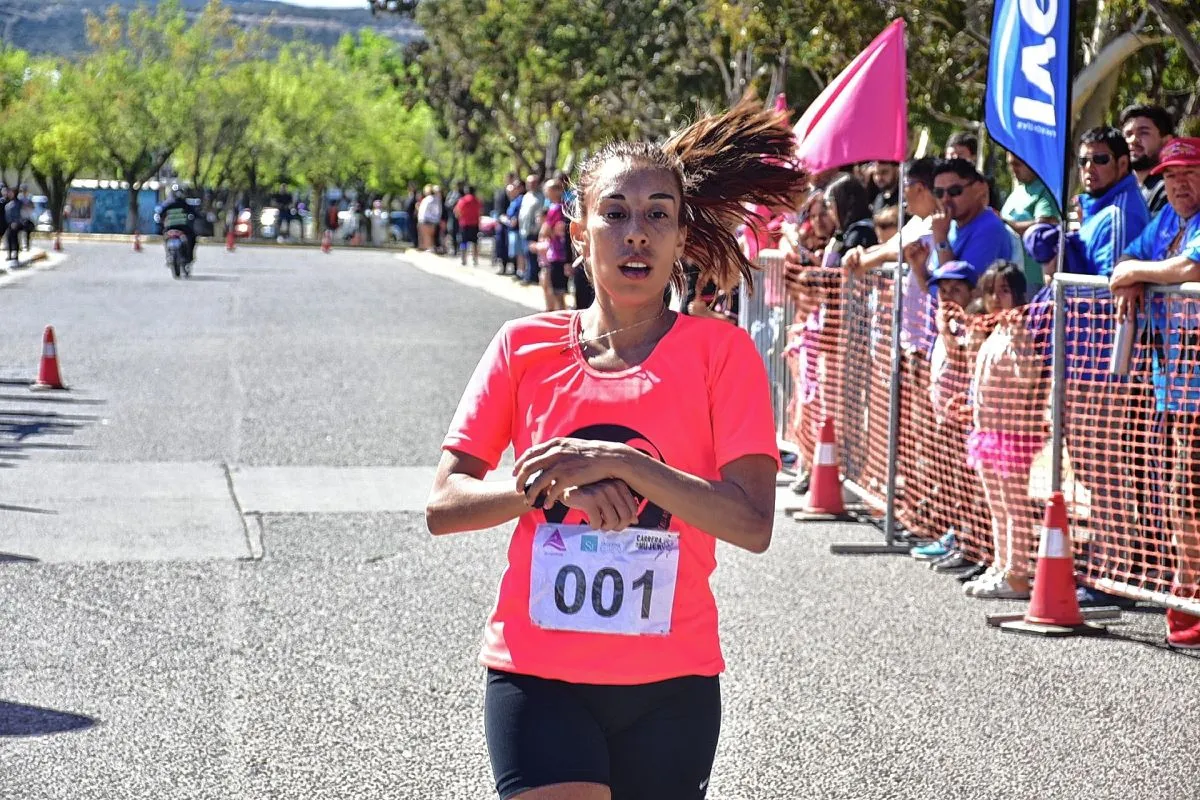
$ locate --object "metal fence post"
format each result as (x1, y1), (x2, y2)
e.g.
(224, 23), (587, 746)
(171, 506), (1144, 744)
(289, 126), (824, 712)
(1051, 276), (1066, 493)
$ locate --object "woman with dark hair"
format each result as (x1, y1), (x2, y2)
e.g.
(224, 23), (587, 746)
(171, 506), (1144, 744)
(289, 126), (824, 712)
(824, 173), (878, 253)
(426, 95), (808, 800)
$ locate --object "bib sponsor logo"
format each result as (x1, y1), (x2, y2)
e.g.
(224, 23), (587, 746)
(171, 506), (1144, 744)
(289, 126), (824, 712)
(543, 530), (567, 553)
(580, 534), (598, 552)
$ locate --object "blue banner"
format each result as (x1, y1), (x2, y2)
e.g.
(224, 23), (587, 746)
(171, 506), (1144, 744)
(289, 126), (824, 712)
(986, 0), (1072, 214)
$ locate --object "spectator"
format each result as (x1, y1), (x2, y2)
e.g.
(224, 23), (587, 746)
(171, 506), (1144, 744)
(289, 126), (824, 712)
(369, 199), (390, 246)
(1076, 126), (1150, 276)
(1000, 151), (1060, 288)
(869, 161), (901, 214)
(492, 172), (516, 269)
(1120, 104), (1175, 216)
(446, 181), (463, 253)
(504, 180), (526, 279)
(823, 173), (877, 256)
(913, 260), (980, 562)
(963, 261), (1040, 600)
(518, 174), (545, 284)
(872, 205), (898, 244)
(455, 184), (483, 267)
(1110, 136), (1200, 648)
(272, 184), (293, 243)
(539, 179), (569, 310)
(945, 130), (1004, 210)
(17, 186), (34, 251)
(4, 187), (21, 263)
(404, 182), (420, 245)
(417, 185), (442, 251)
(930, 159), (1015, 281)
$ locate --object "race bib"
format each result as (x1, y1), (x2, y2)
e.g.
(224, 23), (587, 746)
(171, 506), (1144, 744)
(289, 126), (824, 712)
(530, 524), (679, 636)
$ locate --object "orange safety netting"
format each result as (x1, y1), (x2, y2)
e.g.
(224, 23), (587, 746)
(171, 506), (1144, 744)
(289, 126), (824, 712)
(747, 253), (1200, 615)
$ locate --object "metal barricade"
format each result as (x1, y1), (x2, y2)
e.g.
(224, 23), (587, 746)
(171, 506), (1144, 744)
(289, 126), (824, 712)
(741, 251), (797, 451)
(1053, 275), (1200, 616)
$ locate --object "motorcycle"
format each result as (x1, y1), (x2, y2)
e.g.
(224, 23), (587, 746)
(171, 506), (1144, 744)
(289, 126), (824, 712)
(164, 230), (192, 279)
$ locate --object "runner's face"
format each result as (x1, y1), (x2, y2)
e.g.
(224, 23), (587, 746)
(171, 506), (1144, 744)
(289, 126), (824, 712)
(573, 160), (686, 304)
(1164, 165), (1200, 219)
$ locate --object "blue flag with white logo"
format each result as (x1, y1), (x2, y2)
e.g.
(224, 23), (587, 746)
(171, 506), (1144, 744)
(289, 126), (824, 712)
(986, 0), (1073, 214)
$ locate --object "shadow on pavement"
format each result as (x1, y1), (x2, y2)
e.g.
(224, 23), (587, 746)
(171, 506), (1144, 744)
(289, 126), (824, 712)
(0, 701), (99, 737)
(0, 396), (101, 470)
(187, 274), (240, 282)
(0, 551), (40, 561)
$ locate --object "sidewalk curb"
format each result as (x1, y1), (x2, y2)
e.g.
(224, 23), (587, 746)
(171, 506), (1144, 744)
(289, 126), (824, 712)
(36, 233), (412, 253)
(398, 250), (550, 312)
(0, 248), (57, 287)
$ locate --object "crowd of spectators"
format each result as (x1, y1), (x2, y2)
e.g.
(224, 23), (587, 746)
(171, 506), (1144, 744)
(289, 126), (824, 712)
(758, 104), (1200, 648)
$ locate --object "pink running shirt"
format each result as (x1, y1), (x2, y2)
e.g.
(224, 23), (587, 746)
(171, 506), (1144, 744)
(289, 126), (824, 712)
(442, 311), (780, 685)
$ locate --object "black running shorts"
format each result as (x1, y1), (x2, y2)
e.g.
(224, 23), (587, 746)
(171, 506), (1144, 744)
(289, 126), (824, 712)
(484, 668), (721, 800)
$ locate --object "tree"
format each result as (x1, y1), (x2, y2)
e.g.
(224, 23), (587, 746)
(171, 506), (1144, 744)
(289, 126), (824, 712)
(77, 0), (238, 232)
(26, 65), (100, 233)
(0, 47), (33, 183)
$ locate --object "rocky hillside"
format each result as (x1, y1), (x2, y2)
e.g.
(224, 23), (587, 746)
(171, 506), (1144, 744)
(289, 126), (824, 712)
(0, 0), (421, 55)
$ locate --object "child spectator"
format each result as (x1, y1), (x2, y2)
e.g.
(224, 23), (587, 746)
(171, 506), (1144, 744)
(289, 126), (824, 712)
(963, 261), (1044, 599)
(911, 261), (980, 563)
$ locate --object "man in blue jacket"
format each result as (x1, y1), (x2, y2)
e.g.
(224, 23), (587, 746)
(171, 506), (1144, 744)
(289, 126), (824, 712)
(1077, 126), (1150, 276)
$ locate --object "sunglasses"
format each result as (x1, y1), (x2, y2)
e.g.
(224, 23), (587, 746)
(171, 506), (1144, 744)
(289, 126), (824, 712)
(1077, 153), (1113, 167)
(932, 182), (974, 199)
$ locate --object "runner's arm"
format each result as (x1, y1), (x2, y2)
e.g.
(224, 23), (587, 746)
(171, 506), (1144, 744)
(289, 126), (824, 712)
(426, 450), (529, 535)
(613, 451), (777, 554)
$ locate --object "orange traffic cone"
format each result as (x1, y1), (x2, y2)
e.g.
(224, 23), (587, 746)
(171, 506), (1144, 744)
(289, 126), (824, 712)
(31, 326), (66, 391)
(133, 232), (142, 253)
(1024, 492), (1084, 627)
(53, 231), (63, 252)
(321, 229), (333, 254)
(804, 416), (845, 515)
(225, 227), (236, 252)
(988, 491), (1107, 636)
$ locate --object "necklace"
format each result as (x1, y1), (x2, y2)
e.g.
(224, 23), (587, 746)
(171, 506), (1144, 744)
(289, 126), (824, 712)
(566, 304), (668, 354)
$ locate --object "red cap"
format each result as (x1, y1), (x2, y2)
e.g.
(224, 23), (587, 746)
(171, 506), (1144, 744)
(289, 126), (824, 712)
(1151, 137), (1200, 175)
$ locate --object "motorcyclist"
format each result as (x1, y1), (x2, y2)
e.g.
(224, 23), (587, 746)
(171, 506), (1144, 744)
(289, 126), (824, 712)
(155, 184), (196, 264)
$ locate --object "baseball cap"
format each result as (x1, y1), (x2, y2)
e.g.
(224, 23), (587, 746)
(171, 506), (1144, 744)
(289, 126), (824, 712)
(928, 260), (977, 288)
(1151, 137), (1200, 175)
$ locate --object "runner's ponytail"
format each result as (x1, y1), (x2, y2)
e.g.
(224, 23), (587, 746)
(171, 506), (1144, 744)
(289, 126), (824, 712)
(664, 93), (808, 292)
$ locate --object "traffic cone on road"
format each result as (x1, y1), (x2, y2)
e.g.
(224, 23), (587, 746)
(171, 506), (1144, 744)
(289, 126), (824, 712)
(804, 416), (845, 515)
(321, 229), (333, 254)
(225, 227), (236, 252)
(133, 232), (142, 253)
(31, 326), (67, 391)
(1023, 492), (1085, 627)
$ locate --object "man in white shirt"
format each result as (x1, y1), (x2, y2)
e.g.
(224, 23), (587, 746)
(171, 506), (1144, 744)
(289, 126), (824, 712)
(518, 174), (545, 284)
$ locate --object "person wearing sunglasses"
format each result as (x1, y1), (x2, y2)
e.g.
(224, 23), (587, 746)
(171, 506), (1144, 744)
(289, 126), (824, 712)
(929, 158), (1015, 285)
(1077, 126), (1150, 278)
(1110, 136), (1200, 649)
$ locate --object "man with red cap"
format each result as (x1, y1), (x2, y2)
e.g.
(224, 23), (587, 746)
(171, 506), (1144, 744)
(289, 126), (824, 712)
(1111, 136), (1200, 649)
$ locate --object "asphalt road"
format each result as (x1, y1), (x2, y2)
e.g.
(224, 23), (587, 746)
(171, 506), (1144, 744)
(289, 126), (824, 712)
(1, 242), (1196, 799)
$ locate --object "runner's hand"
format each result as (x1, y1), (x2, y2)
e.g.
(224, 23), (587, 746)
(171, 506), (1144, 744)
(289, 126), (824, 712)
(515, 438), (630, 509)
(561, 479), (641, 531)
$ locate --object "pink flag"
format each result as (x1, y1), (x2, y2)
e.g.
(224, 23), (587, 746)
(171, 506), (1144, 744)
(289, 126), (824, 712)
(793, 19), (908, 172)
